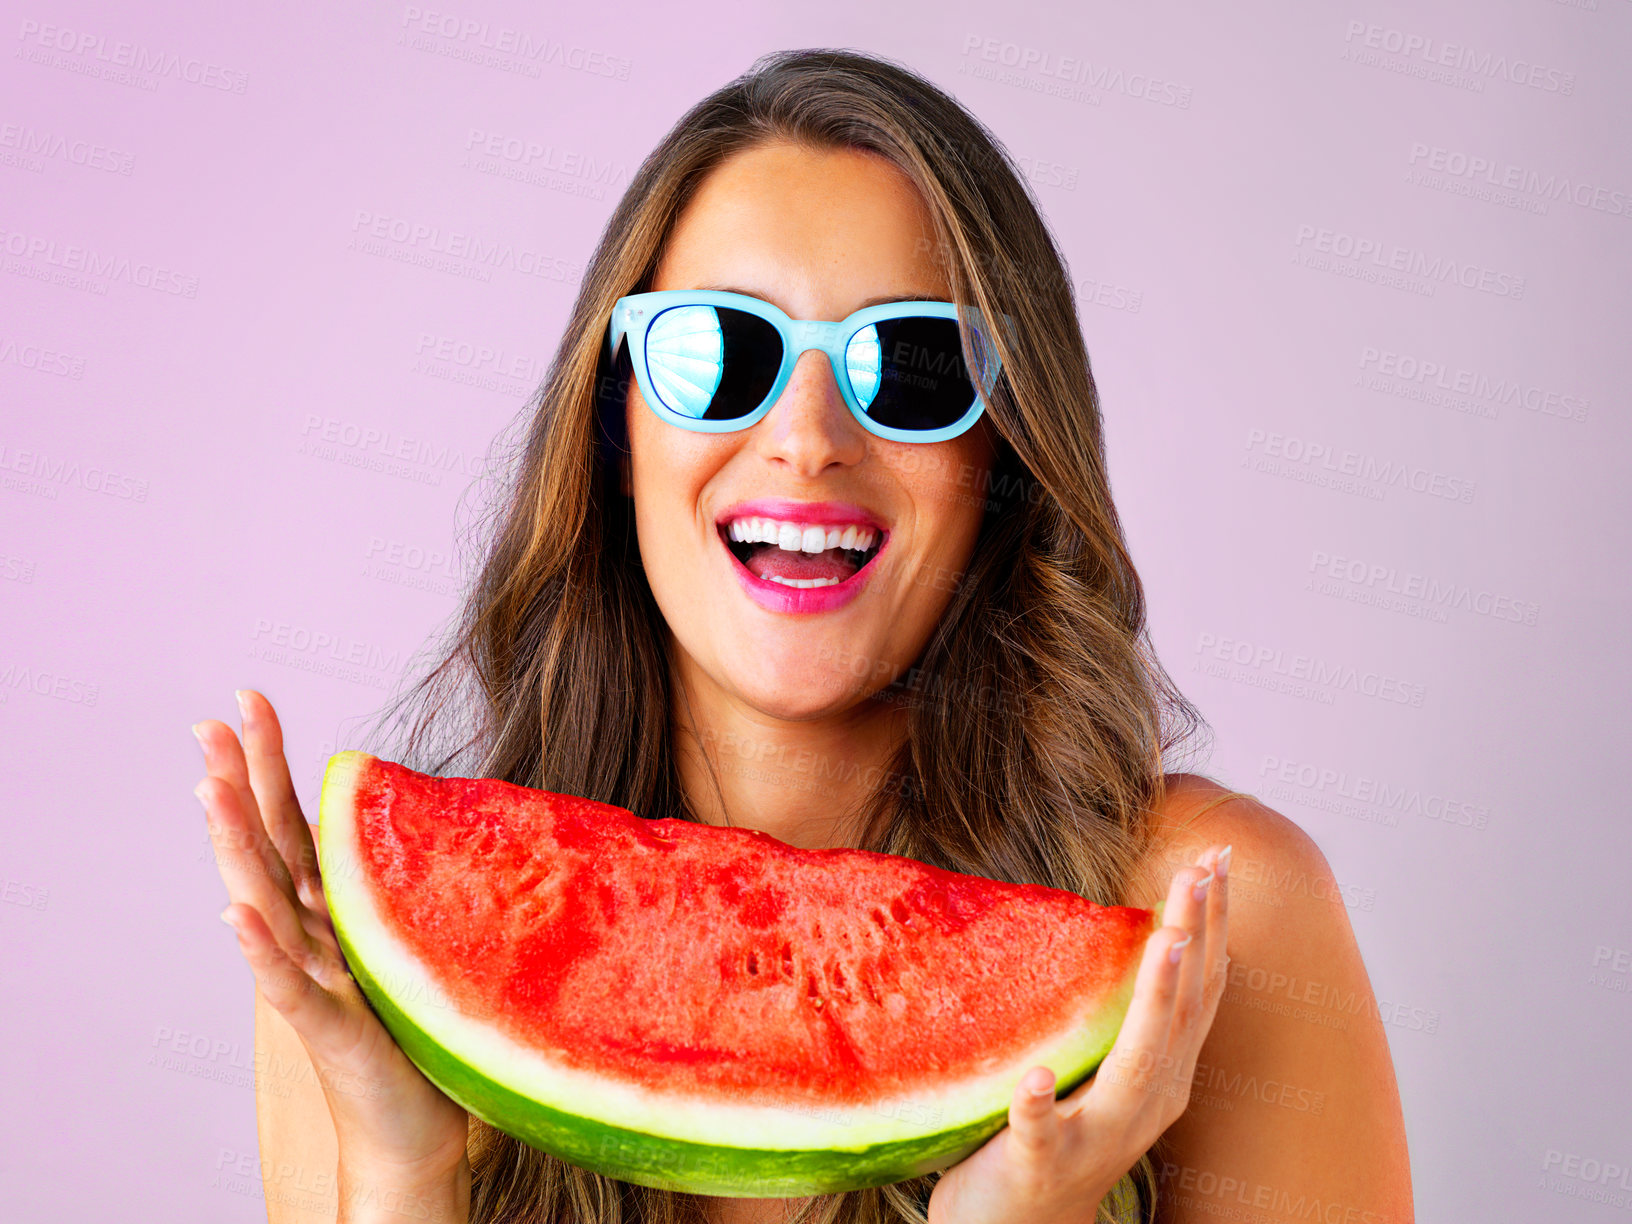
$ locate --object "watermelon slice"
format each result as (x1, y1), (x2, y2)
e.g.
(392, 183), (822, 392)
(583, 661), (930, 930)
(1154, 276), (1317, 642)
(317, 750), (1157, 1197)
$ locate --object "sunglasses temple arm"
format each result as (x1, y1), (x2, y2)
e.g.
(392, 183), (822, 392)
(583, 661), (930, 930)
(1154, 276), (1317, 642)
(606, 301), (629, 362)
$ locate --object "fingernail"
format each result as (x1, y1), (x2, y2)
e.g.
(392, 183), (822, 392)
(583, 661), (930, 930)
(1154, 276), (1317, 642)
(1168, 934), (1193, 965)
(1192, 871), (1215, 902)
(193, 782), (209, 809)
(1217, 845), (1233, 882)
(235, 690), (251, 721)
(192, 723), (208, 755)
(220, 906), (237, 929)
(1026, 1069), (1055, 1096)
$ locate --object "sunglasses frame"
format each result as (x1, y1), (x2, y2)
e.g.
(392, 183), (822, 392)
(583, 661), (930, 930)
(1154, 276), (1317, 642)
(606, 289), (1012, 444)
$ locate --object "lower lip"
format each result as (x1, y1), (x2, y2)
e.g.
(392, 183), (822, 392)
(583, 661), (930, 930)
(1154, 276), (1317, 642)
(719, 528), (887, 614)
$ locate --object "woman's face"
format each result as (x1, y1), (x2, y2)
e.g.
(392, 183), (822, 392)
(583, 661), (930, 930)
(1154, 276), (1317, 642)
(623, 139), (998, 723)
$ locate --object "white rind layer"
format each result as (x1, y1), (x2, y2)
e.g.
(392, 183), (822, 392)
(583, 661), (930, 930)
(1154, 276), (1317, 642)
(318, 750), (1137, 1153)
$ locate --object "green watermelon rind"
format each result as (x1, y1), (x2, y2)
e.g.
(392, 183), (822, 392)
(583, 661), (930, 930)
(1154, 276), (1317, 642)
(319, 750), (1148, 1197)
(339, 917), (1065, 1195)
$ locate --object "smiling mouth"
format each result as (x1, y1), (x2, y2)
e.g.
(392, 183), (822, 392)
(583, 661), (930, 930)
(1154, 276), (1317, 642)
(718, 525), (886, 588)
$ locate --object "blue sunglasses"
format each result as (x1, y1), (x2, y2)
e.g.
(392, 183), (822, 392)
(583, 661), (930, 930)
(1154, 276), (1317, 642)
(606, 289), (1012, 443)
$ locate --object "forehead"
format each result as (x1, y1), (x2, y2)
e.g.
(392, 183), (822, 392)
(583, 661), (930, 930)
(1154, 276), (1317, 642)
(652, 140), (951, 305)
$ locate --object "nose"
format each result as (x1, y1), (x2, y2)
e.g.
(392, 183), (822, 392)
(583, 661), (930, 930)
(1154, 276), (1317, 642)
(750, 348), (868, 475)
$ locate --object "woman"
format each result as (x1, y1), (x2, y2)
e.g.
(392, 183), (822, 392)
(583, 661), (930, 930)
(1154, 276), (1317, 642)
(192, 49), (1411, 1224)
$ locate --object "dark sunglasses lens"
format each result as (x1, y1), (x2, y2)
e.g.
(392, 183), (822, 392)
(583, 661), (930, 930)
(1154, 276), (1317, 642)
(847, 317), (987, 432)
(644, 305), (782, 422)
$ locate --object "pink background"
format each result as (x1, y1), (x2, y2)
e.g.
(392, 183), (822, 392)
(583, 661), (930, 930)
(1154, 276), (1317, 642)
(3, 1), (1627, 1219)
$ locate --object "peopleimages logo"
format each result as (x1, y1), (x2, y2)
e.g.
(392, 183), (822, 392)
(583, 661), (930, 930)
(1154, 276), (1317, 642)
(15, 19), (250, 93)
(1540, 1150), (1632, 1209)
(958, 35), (1193, 108)
(461, 129), (628, 190)
(0, 440), (151, 502)
(0, 123), (135, 175)
(1588, 945), (1630, 994)
(1293, 225), (1525, 299)
(1307, 549), (1541, 626)
(0, 226), (200, 298)
(1193, 632), (1427, 709)
(398, 6), (631, 80)
(0, 336), (87, 379)
(1341, 20), (1576, 94)
(348, 210), (582, 284)
(1407, 143), (1629, 219)
(1243, 429), (1477, 505)
(1356, 346), (1591, 425)
(1259, 756), (1491, 831)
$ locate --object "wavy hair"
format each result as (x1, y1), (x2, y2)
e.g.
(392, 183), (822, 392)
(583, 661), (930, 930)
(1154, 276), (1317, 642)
(353, 45), (1213, 1224)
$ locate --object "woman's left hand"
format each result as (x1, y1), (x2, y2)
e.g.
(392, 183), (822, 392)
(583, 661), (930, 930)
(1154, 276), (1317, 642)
(927, 843), (1231, 1224)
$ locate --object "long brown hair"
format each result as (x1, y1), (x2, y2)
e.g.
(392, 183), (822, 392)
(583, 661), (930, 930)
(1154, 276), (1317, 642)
(355, 46), (1212, 1224)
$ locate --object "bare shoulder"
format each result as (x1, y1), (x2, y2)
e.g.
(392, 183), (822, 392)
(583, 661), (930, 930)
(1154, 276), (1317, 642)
(1127, 774), (1415, 1222)
(1126, 772), (1330, 909)
(1129, 772), (1365, 1039)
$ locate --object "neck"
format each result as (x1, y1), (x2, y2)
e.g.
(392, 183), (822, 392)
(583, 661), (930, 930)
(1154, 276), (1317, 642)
(702, 1196), (805, 1224)
(668, 648), (911, 850)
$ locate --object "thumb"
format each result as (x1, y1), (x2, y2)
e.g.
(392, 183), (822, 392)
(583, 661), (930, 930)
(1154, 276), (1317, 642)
(1007, 1066), (1062, 1160)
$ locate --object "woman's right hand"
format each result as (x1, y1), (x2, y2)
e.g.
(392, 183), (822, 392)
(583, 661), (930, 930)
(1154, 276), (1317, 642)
(193, 689), (470, 1200)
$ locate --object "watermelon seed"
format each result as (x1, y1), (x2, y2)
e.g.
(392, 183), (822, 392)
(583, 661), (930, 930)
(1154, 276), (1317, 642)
(746, 952), (759, 976)
(889, 898), (911, 924)
(869, 908), (888, 930)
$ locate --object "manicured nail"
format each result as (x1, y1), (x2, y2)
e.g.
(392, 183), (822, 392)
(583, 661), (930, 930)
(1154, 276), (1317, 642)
(235, 689), (251, 721)
(1217, 845), (1233, 882)
(1192, 871), (1215, 902)
(220, 906), (237, 928)
(192, 723), (208, 755)
(1168, 934), (1193, 965)
(1025, 1068), (1055, 1096)
(193, 782), (209, 809)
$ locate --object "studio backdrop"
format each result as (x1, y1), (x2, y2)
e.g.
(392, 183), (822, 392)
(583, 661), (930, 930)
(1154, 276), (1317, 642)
(1, 2), (1626, 1221)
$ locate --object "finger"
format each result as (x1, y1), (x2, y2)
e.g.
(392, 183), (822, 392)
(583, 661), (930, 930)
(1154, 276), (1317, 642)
(1062, 865), (1203, 1113)
(1073, 922), (1191, 1119)
(1171, 852), (1220, 1047)
(222, 903), (361, 1056)
(199, 772), (329, 966)
(1174, 845), (1233, 1089)
(1212, 843), (1232, 978)
(236, 689), (326, 912)
(195, 718), (295, 903)
(1151, 861), (1212, 1085)
(1006, 1066), (1063, 1161)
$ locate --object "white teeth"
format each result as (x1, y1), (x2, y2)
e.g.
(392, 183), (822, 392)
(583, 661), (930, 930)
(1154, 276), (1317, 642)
(723, 516), (879, 554)
(763, 575), (843, 588)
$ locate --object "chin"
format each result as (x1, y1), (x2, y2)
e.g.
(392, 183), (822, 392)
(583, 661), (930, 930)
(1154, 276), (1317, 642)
(727, 656), (879, 722)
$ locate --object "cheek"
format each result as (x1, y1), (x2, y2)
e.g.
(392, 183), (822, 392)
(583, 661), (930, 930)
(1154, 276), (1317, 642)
(624, 401), (727, 556)
(625, 395), (678, 506)
(916, 446), (992, 555)
(624, 391), (649, 490)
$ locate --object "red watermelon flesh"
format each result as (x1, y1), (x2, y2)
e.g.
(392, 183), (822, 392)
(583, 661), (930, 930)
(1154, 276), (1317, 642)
(354, 756), (1148, 1104)
(320, 751), (1157, 1195)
